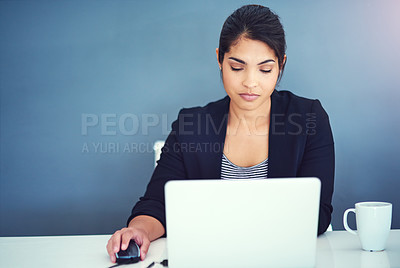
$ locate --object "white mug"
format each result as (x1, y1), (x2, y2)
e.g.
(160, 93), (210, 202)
(343, 201), (392, 251)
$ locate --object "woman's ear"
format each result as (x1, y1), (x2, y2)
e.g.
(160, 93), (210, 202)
(282, 54), (287, 69)
(216, 48), (222, 70)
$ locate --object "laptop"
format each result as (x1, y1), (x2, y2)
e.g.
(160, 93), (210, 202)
(164, 178), (321, 268)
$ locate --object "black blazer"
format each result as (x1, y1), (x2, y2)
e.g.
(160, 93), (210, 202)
(129, 90), (335, 235)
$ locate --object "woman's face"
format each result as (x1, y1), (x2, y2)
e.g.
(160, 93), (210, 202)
(217, 38), (283, 113)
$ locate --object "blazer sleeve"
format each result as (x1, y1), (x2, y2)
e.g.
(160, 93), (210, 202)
(127, 110), (187, 231)
(297, 100), (335, 235)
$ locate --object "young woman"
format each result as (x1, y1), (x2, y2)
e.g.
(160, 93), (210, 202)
(107, 4), (334, 263)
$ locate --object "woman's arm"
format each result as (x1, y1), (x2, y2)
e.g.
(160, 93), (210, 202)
(127, 111), (188, 232)
(107, 109), (191, 263)
(297, 99), (335, 235)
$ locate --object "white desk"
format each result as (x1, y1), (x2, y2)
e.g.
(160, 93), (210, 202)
(1, 230), (399, 268)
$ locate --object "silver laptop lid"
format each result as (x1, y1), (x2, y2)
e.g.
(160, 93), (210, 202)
(165, 178), (321, 268)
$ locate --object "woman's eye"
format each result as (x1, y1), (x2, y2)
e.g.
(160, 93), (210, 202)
(260, 69), (272, 73)
(230, 66), (243, 71)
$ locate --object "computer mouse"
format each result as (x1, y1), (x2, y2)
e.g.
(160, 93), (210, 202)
(115, 240), (141, 264)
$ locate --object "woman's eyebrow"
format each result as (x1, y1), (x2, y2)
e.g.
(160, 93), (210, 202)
(258, 59), (275, 65)
(228, 57), (275, 65)
(228, 57), (246, 64)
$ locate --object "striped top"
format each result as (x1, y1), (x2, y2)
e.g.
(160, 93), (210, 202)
(221, 153), (268, 180)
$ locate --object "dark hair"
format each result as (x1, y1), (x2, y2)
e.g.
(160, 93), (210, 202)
(218, 5), (287, 82)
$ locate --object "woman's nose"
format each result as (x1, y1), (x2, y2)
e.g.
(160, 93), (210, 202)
(242, 71), (258, 89)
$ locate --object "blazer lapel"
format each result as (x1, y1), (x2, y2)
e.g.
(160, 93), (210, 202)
(199, 96), (230, 178)
(268, 90), (288, 178)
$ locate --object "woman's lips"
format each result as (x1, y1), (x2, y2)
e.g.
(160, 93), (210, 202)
(239, 93), (260, 101)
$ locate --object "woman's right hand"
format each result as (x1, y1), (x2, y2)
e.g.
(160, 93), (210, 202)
(106, 215), (165, 263)
(106, 226), (151, 263)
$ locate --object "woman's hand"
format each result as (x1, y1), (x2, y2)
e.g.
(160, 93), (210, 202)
(106, 215), (165, 263)
(107, 226), (151, 263)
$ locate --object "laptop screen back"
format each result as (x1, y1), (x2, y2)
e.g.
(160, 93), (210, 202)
(165, 178), (321, 268)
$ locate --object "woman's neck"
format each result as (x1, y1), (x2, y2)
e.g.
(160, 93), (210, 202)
(227, 99), (271, 135)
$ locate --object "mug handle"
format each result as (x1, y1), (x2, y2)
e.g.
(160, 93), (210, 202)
(343, 208), (357, 235)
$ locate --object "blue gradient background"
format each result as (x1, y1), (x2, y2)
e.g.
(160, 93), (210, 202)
(1, 0), (399, 236)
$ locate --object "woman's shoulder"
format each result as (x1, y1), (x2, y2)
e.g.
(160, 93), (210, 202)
(273, 89), (328, 117)
(273, 89), (315, 105)
(171, 96), (229, 136)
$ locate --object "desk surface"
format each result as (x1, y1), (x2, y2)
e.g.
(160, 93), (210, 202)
(1, 230), (399, 268)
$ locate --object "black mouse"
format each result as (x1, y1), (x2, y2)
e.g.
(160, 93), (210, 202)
(116, 240), (141, 264)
